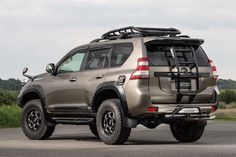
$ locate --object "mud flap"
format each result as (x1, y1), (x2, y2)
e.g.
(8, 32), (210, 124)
(123, 116), (137, 128)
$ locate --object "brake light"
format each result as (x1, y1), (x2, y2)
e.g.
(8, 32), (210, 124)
(130, 58), (149, 80)
(209, 59), (219, 80)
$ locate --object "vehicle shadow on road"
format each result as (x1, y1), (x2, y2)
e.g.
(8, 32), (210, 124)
(125, 140), (179, 145)
(49, 134), (185, 145)
(49, 134), (101, 142)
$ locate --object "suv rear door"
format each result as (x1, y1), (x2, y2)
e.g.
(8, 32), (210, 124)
(77, 45), (110, 109)
(146, 42), (214, 104)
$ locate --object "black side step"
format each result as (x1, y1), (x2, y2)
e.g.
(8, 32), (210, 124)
(52, 117), (95, 125)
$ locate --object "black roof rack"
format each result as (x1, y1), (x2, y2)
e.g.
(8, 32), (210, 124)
(101, 26), (181, 40)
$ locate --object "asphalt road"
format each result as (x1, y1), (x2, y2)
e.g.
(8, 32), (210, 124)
(0, 121), (236, 157)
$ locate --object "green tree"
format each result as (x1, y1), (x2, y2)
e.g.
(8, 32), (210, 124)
(0, 78), (22, 91)
(0, 90), (18, 105)
(220, 90), (236, 104)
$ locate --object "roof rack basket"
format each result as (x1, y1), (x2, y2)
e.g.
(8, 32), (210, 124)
(101, 26), (181, 40)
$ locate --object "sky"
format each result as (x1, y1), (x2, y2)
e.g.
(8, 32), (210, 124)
(0, 0), (236, 80)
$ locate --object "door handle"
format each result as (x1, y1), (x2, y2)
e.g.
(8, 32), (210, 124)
(96, 74), (104, 79)
(69, 77), (77, 82)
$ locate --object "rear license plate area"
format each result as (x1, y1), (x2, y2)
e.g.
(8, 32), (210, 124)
(178, 108), (200, 114)
(175, 79), (191, 90)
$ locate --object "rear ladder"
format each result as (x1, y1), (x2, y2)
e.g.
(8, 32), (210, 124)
(169, 47), (199, 103)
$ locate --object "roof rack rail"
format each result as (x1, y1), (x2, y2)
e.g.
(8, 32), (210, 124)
(90, 38), (107, 43)
(101, 26), (181, 40)
(178, 35), (190, 38)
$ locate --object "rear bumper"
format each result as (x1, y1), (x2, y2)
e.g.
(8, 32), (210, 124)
(124, 111), (215, 128)
(126, 84), (220, 117)
(164, 112), (216, 120)
(154, 103), (214, 114)
(130, 103), (217, 121)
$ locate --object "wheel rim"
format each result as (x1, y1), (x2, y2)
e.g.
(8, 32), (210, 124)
(102, 111), (116, 135)
(27, 109), (42, 131)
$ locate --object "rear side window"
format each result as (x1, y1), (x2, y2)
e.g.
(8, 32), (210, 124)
(85, 49), (109, 70)
(195, 47), (209, 66)
(146, 45), (209, 66)
(110, 43), (133, 67)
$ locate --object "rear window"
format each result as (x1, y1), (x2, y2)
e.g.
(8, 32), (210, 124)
(146, 45), (209, 66)
(110, 43), (133, 67)
(195, 47), (209, 66)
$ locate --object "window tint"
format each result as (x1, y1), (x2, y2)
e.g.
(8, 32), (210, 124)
(110, 43), (133, 67)
(85, 49), (108, 70)
(195, 47), (209, 66)
(147, 45), (173, 66)
(58, 51), (85, 73)
(175, 46), (209, 66)
(146, 45), (209, 66)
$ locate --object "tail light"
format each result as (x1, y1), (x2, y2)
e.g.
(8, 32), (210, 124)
(130, 58), (149, 80)
(209, 59), (219, 80)
(211, 105), (218, 113)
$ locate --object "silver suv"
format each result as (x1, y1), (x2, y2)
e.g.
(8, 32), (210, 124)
(18, 26), (219, 144)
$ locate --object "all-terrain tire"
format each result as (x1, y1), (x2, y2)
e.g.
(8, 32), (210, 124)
(21, 99), (55, 140)
(96, 99), (131, 145)
(170, 120), (207, 142)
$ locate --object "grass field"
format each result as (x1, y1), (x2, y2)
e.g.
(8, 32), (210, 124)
(215, 108), (236, 121)
(0, 104), (235, 129)
(220, 89), (236, 92)
(0, 105), (21, 128)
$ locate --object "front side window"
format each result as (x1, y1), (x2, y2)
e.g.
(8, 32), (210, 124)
(57, 51), (86, 73)
(85, 49), (109, 70)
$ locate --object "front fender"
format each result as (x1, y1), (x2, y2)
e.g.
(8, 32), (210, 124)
(17, 84), (45, 108)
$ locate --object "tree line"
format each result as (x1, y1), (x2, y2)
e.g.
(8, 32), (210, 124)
(0, 90), (19, 105)
(0, 78), (22, 105)
(0, 78), (236, 105)
(0, 78), (22, 91)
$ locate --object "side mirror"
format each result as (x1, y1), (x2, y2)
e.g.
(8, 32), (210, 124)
(46, 63), (55, 74)
(22, 67), (28, 75)
(22, 67), (33, 79)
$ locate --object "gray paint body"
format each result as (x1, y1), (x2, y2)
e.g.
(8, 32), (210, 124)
(18, 36), (219, 118)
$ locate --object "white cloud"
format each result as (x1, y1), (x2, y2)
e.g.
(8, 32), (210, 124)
(0, 0), (235, 79)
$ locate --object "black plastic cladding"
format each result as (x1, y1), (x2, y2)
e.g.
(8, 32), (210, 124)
(91, 81), (129, 115)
